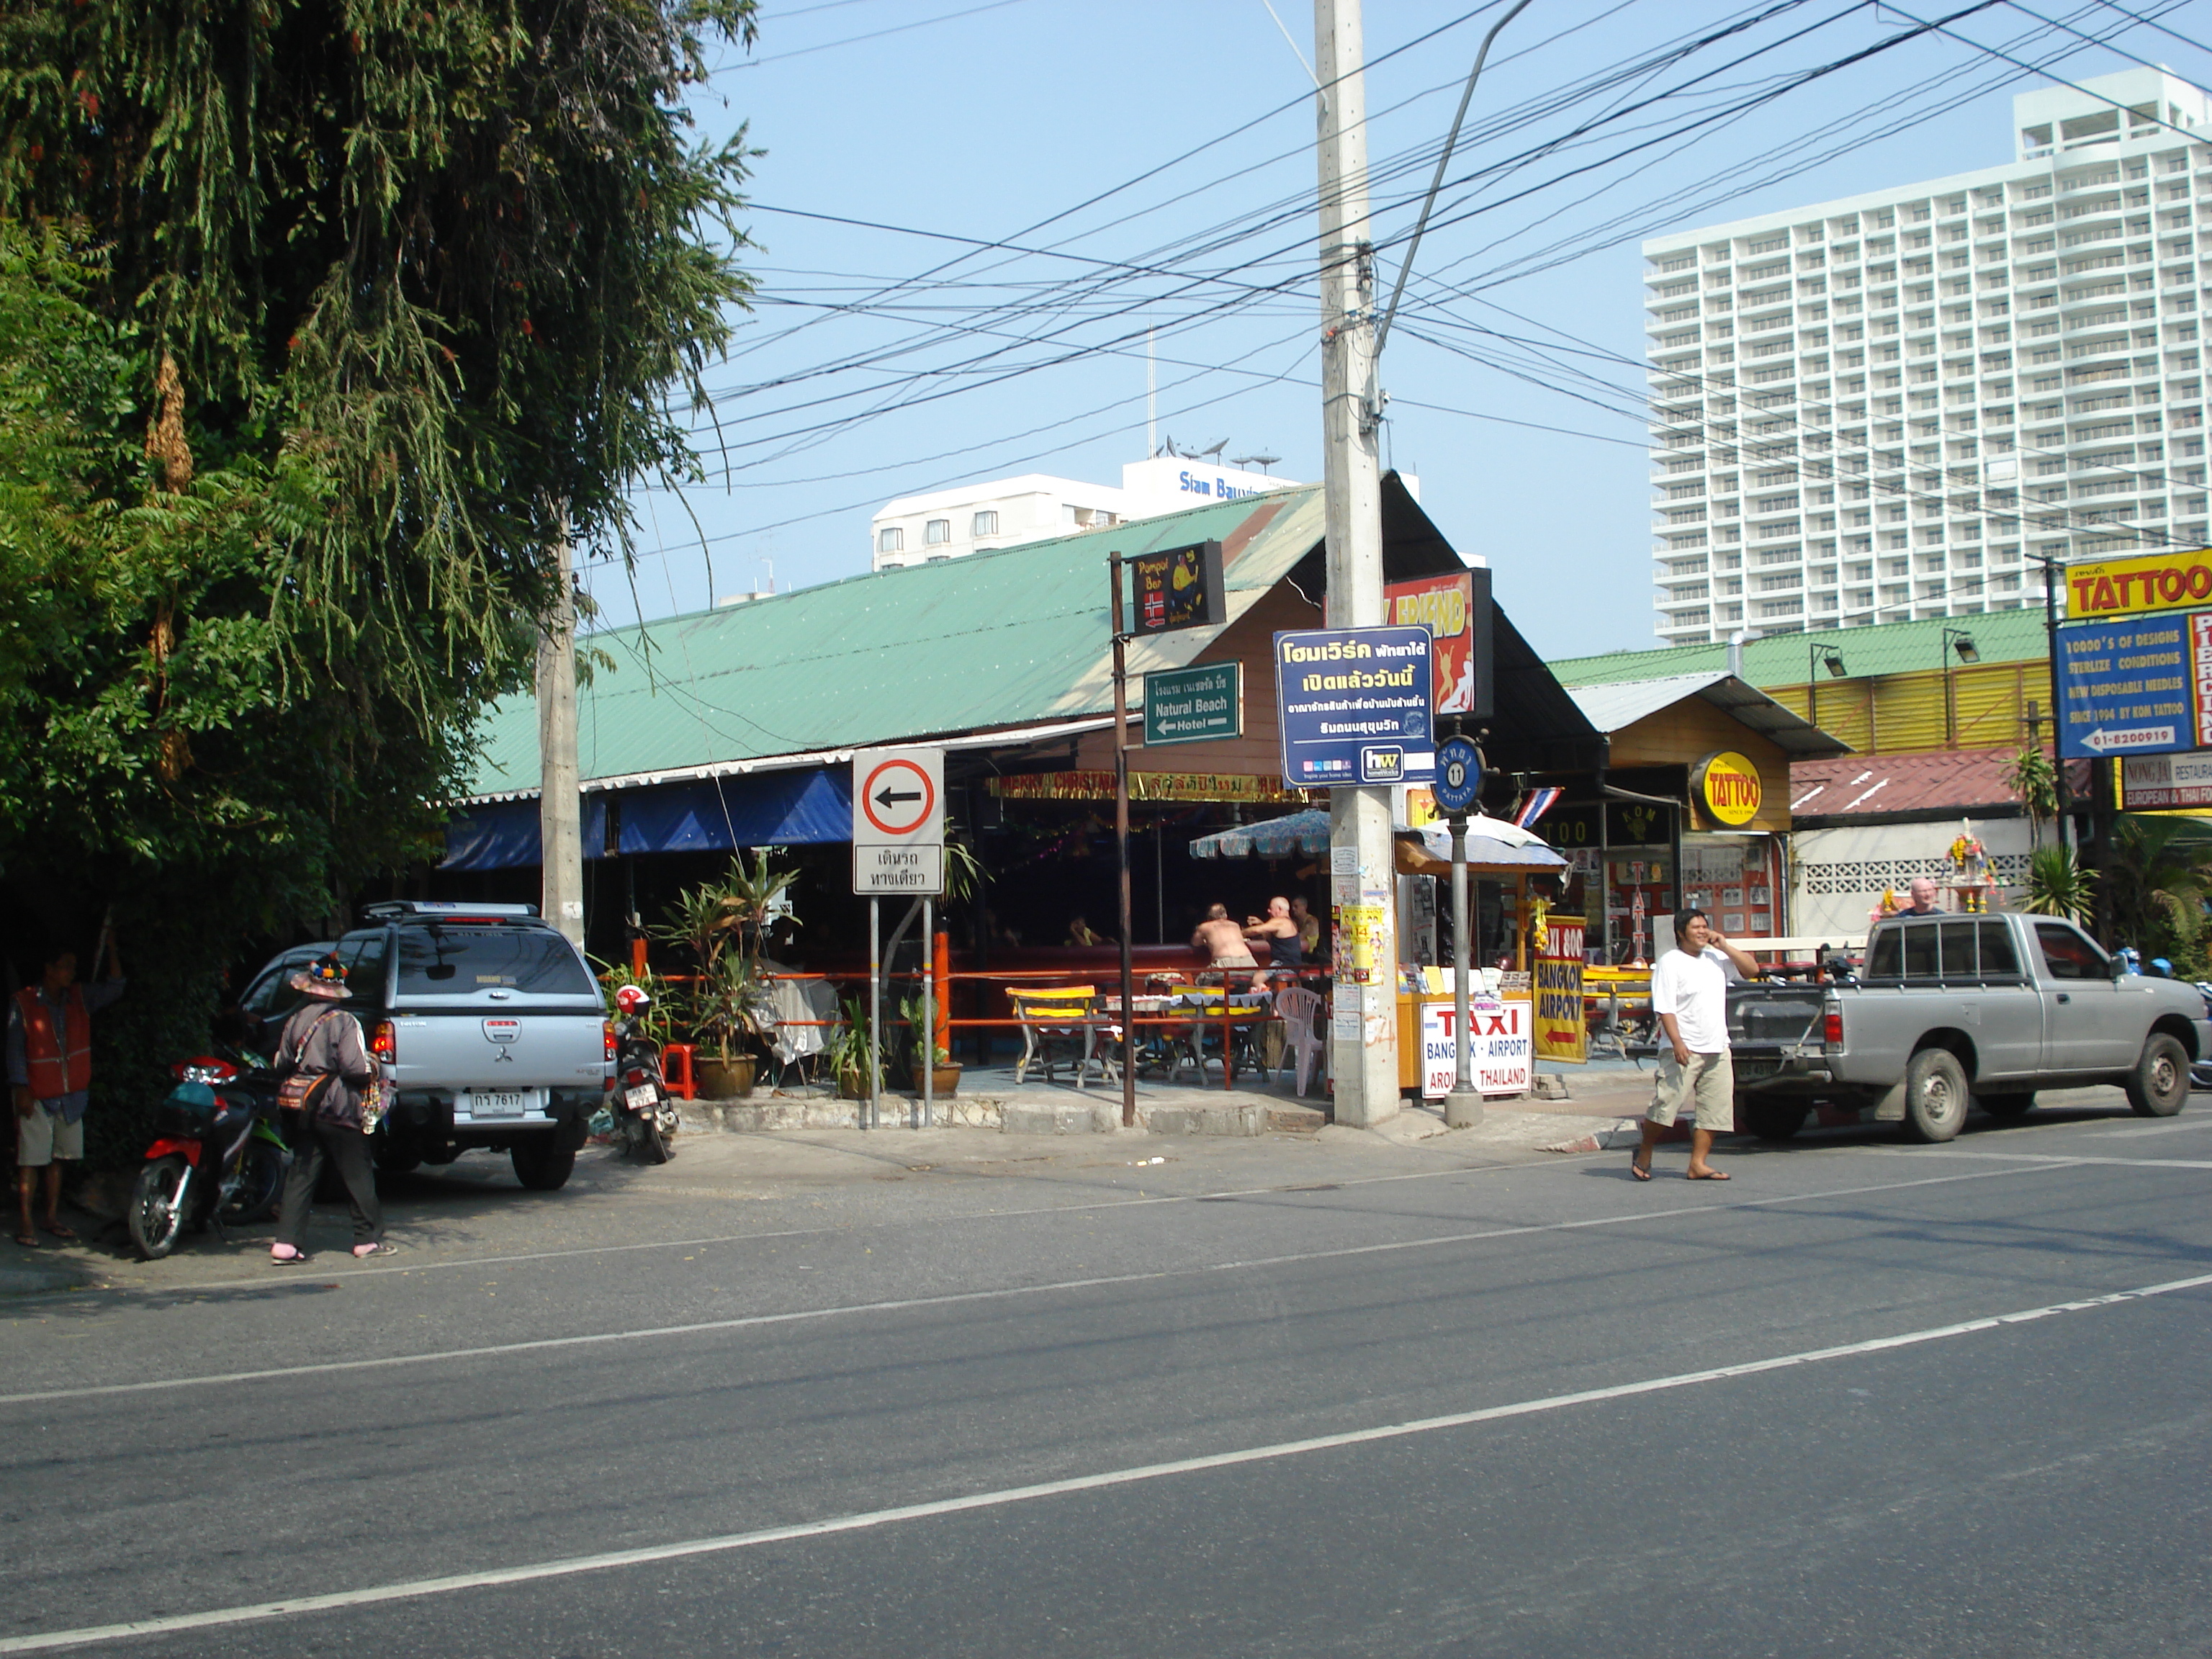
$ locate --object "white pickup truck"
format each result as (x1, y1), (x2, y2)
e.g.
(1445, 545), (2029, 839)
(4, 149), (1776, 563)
(341, 902), (611, 1188)
(1725, 911), (2212, 1143)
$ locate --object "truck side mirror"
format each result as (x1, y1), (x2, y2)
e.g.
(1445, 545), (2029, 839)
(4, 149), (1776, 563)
(2110, 953), (2132, 981)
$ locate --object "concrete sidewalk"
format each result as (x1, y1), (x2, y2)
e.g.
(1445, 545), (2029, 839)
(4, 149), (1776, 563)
(676, 1057), (1658, 1143)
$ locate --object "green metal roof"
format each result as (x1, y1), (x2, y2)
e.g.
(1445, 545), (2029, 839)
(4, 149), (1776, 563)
(463, 485), (1328, 800)
(1549, 609), (2051, 691)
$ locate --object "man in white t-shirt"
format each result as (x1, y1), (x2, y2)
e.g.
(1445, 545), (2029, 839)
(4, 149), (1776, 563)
(1632, 907), (1759, 1182)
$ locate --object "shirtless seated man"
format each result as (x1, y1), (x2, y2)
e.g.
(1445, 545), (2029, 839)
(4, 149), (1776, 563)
(1191, 904), (1258, 986)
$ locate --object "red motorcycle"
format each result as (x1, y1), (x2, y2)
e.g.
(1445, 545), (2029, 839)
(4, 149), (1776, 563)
(127, 1055), (291, 1261)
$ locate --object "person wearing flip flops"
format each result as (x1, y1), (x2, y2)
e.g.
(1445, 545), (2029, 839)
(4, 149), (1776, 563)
(1632, 908), (1758, 1183)
(9, 940), (126, 1249)
(269, 955), (395, 1265)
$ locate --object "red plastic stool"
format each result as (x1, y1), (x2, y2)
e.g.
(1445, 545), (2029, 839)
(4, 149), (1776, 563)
(660, 1042), (698, 1101)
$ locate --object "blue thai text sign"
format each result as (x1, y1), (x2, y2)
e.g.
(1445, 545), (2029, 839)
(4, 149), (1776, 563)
(2054, 611), (2212, 759)
(1273, 626), (1436, 786)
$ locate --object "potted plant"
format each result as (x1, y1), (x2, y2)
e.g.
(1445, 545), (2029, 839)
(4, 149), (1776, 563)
(823, 997), (874, 1100)
(651, 850), (801, 1100)
(897, 991), (961, 1096)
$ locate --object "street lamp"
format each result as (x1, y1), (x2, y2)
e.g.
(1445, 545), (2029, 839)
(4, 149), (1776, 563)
(1940, 626), (1979, 746)
(1806, 638), (1848, 732)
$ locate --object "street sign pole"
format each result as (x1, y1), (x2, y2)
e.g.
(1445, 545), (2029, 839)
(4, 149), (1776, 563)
(1434, 734), (1483, 1128)
(922, 896), (934, 1130)
(1315, 0), (1396, 1128)
(1444, 813), (1481, 1128)
(1110, 552), (1137, 1130)
(867, 897), (881, 1131)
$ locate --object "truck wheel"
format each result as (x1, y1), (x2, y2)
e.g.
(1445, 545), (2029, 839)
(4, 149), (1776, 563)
(1902, 1048), (1969, 1143)
(2126, 1033), (2190, 1118)
(511, 1142), (576, 1191)
(372, 1135), (422, 1175)
(1978, 1092), (2036, 1121)
(1738, 1100), (1808, 1141)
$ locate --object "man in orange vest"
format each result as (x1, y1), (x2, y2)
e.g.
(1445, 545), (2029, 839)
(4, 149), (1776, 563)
(9, 940), (126, 1248)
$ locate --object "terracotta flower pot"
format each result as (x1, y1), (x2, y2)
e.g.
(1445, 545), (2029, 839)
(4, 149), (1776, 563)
(696, 1055), (756, 1100)
(902, 1061), (962, 1096)
(837, 1066), (870, 1100)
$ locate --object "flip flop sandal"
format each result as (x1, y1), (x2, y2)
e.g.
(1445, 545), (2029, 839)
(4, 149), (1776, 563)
(40, 1223), (78, 1241)
(351, 1242), (397, 1259)
(270, 1250), (313, 1265)
(13, 1233), (39, 1249)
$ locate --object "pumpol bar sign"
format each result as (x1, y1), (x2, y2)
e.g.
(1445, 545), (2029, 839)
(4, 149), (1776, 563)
(1273, 626), (1436, 786)
(2053, 611), (2206, 759)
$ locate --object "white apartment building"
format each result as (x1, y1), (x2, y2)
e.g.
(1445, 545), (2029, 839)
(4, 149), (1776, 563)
(869, 455), (1300, 570)
(1644, 68), (2212, 645)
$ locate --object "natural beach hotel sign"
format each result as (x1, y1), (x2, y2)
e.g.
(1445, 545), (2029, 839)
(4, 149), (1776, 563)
(851, 746), (944, 894)
(1142, 662), (1241, 747)
(1273, 626), (1437, 786)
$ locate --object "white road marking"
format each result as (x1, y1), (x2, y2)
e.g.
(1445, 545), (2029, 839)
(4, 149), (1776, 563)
(0, 1164), (2053, 1408)
(1865, 1148), (2212, 1171)
(8, 1263), (2209, 1655)
(2087, 1116), (2212, 1139)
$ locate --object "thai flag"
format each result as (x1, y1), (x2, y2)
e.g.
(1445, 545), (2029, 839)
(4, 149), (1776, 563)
(1514, 786), (1563, 829)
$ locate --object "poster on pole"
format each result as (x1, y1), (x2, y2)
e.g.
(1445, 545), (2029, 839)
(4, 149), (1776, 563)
(1273, 626), (1437, 787)
(2053, 610), (2203, 759)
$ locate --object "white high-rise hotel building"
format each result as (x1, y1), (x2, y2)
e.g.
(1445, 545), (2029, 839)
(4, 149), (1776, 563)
(1645, 68), (2212, 645)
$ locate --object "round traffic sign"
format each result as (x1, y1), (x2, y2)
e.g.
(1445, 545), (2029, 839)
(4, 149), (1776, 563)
(860, 758), (937, 837)
(1434, 735), (1482, 817)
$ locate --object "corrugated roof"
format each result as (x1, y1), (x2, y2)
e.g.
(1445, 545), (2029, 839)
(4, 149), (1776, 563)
(1567, 673), (1853, 758)
(1551, 609), (2050, 691)
(1788, 745), (2021, 819)
(465, 485), (1328, 801)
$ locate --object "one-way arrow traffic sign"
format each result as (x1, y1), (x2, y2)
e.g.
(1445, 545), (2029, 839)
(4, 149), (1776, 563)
(852, 747), (945, 894)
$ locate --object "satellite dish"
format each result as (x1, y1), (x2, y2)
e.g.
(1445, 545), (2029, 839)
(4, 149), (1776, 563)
(1197, 437), (1229, 459)
(1230, 453), (1280, 472)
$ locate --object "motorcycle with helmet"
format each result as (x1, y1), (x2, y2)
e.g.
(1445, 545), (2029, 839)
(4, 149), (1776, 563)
(611, 984), (678, 1164)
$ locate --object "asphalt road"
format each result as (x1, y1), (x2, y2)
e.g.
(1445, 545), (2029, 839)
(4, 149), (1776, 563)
(5, 1093), (2211, 1658)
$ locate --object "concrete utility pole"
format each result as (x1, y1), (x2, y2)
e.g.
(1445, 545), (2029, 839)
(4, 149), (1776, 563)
(538, 507), (585, 946)
(1314, 0), (1396, 1127)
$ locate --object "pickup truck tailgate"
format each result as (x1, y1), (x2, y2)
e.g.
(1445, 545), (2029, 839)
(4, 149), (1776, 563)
(1729, 982), (1825, 1049)
(388, 1008), (608, 1091)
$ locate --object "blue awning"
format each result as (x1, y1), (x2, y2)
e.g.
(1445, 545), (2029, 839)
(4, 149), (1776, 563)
(616, 770), (851, 855)
(441, 768), (852, 871)
(442, 797), (610, 873)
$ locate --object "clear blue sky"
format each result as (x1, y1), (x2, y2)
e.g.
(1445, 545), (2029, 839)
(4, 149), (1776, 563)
(585, 0), (2212, 658)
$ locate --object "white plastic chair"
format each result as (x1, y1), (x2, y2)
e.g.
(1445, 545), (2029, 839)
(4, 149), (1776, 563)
(1271, 986), (1326, 1098)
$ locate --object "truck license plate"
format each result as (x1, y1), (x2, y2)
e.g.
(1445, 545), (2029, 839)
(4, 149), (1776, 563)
(465, 1090), (534, 1118)
(624, 1084), (659, 1111)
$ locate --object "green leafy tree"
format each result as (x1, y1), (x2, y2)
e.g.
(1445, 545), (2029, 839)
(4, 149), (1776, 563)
(2102, 817), (2212, 970)
(0, 0), (758, 1161)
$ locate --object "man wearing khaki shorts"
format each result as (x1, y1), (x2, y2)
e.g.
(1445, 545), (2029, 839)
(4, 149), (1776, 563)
(1633, 907), (1758, 1182)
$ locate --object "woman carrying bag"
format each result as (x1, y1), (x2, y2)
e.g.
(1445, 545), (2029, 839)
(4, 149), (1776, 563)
(269, 955), (394, 1264)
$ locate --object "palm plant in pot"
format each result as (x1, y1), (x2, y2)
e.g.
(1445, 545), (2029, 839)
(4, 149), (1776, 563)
(897, 991), (961, 1096)
(652, 851), (799, 1100)
(822, 996), (874, 1100)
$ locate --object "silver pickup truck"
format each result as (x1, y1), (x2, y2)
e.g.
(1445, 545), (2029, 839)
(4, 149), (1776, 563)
(1727, 910), (2212, 1143)
(333, 902), (612, 1189)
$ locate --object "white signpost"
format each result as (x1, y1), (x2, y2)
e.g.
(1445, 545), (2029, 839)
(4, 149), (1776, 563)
(851, 748), (946, 1133)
